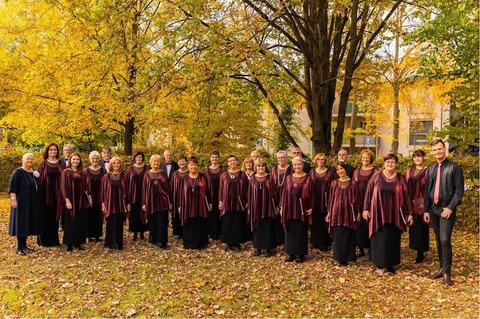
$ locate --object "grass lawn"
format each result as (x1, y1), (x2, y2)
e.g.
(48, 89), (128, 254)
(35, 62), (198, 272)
(0, 195), (478, 318)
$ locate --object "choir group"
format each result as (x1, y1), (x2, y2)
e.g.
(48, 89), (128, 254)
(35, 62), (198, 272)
(7, 140), (463, 284)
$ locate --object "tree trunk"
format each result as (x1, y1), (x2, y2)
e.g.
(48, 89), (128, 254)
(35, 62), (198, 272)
(124, 117), (135, 156)
(349, 102), (358, 154)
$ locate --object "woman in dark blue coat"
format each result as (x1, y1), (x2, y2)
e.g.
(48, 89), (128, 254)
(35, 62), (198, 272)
(8, 153), (42, 255)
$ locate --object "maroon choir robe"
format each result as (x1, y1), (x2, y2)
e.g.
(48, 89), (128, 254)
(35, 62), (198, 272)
(60, 169), (89, 219)
(101, 172), (128, 218)
(405, 167), (427, 216)
(170, 170), (189, 219)
(218, 171), (248, 216)
(280, 174), (313, 228)
(37, 159), (65, 219)
(141, 171), (170, 224)
(247, 175), (278, 231)
(178, 174), (211, 225)
(310, 169), (334, 216)
(363, 171), (413, 237)
(125, 165), (148, 205)
(84, 167), (106, 206)
(328, 179), (359, 234)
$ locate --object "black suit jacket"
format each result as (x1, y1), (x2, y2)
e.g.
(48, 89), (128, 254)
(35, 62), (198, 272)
(161, 161), (179, 181)
(424, 158), (464, 212)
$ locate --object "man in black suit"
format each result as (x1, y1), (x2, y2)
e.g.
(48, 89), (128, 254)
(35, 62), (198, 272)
(161, 149), (179, 182)
(423, 138), (464, 286)
(60, 144), (73, 166)
(99, 147), (112, 171)
(161, 149), (181, 237)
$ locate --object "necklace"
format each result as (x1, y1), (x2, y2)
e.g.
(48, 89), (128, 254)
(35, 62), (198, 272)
(384, 170), (396, 179)
(229, 171), (237, 179)
(277, 168), (287, 187)
(190, 176), (198, 192)
(110, 172), (121, 181)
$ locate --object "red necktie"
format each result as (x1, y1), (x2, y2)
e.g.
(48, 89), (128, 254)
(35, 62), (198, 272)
(433, 162), (442, 204)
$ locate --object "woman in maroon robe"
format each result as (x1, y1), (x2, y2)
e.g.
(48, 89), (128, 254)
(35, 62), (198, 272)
(84, 151), (106, 242)
(280, 157), (313, 263)
(309, 153), (334, 251)
(248, 158), (278, 257)
(178, 157), (211, 249)
(125, 152), (149, 241)
(363, 153), (414, 274)
(352, 150), (377, 257)
(101, 157), (128, 250)
(37, 142), (65, 246)
(271, 150), (291, 246)
(405, 150), (429, 263)
(326, 162), (359, 266)
(219, 155), (248, 251)
(60, 153), (88, 252)
(142, 154), (170, 248)
(204, 151), (224, 240)
(170, 155), (189, 239)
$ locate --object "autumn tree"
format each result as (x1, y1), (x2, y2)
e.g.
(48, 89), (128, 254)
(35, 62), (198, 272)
(227, 0), (405, 154)
(410, 0), (479, 149)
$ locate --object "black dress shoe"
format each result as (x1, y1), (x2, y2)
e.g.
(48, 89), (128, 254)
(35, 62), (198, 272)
(443, 274), (453, 286)
(264, 250), (272, 257)
(295, 256), (305, 263)
(75, 245), (84, 251)
(415, 252), (425, 263)
(285, 255), (295, 262)
(23, 246), (34, 252)
(387, 267), (396, 274)
(132, 233), (138, 241)
(67, 245), (73, 252)
(140, 233), (145, 240)
(253, 249), (261, 256)
(433, 269), (444, 279)
(339, 261), (348, 266)
(16, 249), (26, 256)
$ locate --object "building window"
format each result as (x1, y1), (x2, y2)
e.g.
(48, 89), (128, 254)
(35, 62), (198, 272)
(409, 120), (433, 145)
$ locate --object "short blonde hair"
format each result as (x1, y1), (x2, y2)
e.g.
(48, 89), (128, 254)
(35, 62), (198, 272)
(254, 158), (267, 168)
(149, 154), (162, 166)
(89, 151), (100, 159)
(108, 156), (122, 172)
(242, 157), (254, 170)
(291, 156), (304, 165)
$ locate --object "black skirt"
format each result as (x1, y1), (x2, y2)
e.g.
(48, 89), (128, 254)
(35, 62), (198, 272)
(284, 220), (309, 256)
(172, 214), (183, 237)
(356, 218), (370, 249)
(207, 205), (222, 239)
(148, 210), (169, 245)
(332, 226), (356, 263)
(37, 206), (60, 246)
(370, 223), (401, 267)
(253, 217), (277, 250)
(310, 213), (332, 249)
(183, 216), (209, 249)
(86, 205), (103, 238)
(408, 216), (430, 252)
(129, 203), (148, 233)
(221, 211), (246, 245)
(105, 213), (125, 249)
(275, 216), (285, 245)
(63, 210), (87, 246)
